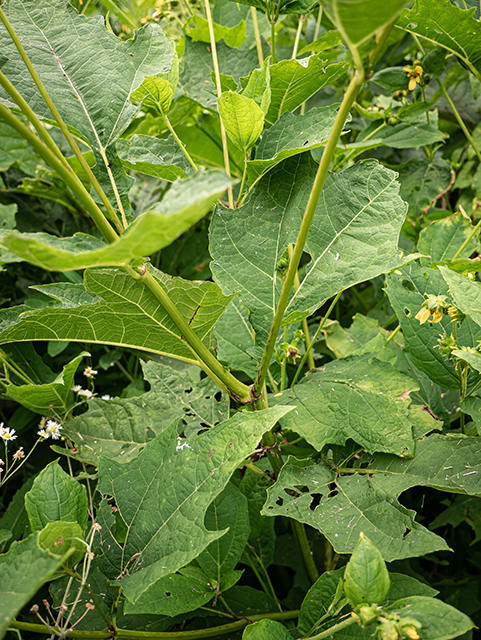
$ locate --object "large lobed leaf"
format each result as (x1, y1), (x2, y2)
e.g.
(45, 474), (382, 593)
(96, 405), (291, 602)
(0, 266), (233, 365)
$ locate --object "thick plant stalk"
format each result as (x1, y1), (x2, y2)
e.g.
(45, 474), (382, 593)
(0, 103), (118, 244)
(203, 0), (235, 208)
(292, 519), (320, 583)
(291, 15), (304, 59)
(252, 71), (364, 398)
(287, 244), (315, 370)
(251, 7), (264, 67)
(0, 6), (124, 233)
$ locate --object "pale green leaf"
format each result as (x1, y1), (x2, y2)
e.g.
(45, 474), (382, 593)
(211, 156), (413, 350)
(61, 360), (229, 465)
(398, 0), (481, 82)
(439, 266), (481, 328)
(297, 29), (344, 56)
(246, 104), (343, 188)
(394, 158), (453, 217)
(197, 482), (250, 581)
(344, 121), (447, 152)
(263, 431), (481, 561)
(0, 203), (17, 231)
(25, 460), (88, 532)
(270, 355), (417, 456)
(117, 134), (191, 181)
(243, 619), (293, 640)
(3, 352), (87, 414)
(386, 263), (481, 390)
(38, 521), (86, 566)
(241, 61), (271, 114)
(131, 76), (175, 116)
(344, 532), (390, 606)
(452, 348), (481, 373)
(218, 91), (265, 153)
(0, 0), (174, 216)
(265, 58), (348, 127)
(0, 266), (233, 365)
(184, 15), (247, 48)
(0, 170), (231, 270)
(214, 299), (258, 379)
(96, 405), (291, 602)
(0, 121), (37, 176)
(325, 314), (396, 363)
(321, 0), (411, 47)
(418, 213), (477, 267)
(0, 534), (66, 640)
(386, 596), (473, 639)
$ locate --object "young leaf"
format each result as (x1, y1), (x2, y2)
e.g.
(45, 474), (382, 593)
(3, 352), (87, 414)
(243, 619), (293, 640)
(96, 405), (292, 603)
(117, 134), (192, 181)
(184, 15), (247, 49)
(418, 214), (478, 267)
(398, 0), (481, 81)
(0, 170), (232, 270)
(241, 61), (271, 114)
(25, 460), (88, 532)
(343, 532), (390, 606)
(131, 55), (179, 115)
(218, 91), (265, 153)
(0, 0), (174, 216)
(271, 355), (418, 456)
(0, 266), (233, 365)
(0, 534), (67, 640)
(38, 521), (85, 566)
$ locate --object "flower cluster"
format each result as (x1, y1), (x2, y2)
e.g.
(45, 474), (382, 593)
(403, 61), (423, 92)
(72, 386), (94, 399)
(0, 423), (17, 441)
(37, 418), (63, 440)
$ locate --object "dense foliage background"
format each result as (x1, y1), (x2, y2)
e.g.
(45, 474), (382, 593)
(1, 0), (481, 638)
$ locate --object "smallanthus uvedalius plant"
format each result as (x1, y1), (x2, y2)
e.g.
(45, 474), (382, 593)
(0, 0), (481, 638)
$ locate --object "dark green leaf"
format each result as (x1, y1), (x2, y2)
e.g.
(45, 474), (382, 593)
(243, 619), (293, 640)
(117, 134), (192, 181)
(386, 596), (473, 639)
(343, 532), (390, 606)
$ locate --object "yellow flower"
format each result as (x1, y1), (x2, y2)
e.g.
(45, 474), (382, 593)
(403, 63), (423, 91)
(403, 625), (420, 640)
(415, 306), (431, 325)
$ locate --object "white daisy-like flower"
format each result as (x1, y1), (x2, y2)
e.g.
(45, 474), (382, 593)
(37, 429), (49, 440)
(78, 388), (93, 399)
(38, 417), (47, 428)
(72, 385), (83, 393)
(0, 426), (17, 441)
(101, 394), (112, 400)
(83, 367), (98, 378)
(46, 420), (63, 440)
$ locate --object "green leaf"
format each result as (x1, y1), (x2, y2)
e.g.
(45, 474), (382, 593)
(211, 156), (413, 350)
(0, 170), (231, 270)
(0, 478), (33, 552)
(131, 56), (179, 115)
(117, 134), (191, 181)
(243, 619), (293, 640)
(25, 460), (88, 532)
(218, 91), (265, 153)
(320, 0), (411, 48)
(386, 263), (481, 390)
(197, 481), (250, 581)
(431, 495), (481, 544)
(240, 61), (271, 114)
(246, 104), (343, 188)
(0, 0), (174, 216)
(0, 266), (233, 365)
(179, 37), (260, 111)
(0, 121), (37, 176)
(419, 213), (477, 268)
(439, 266), (481, 328)
(0, 203), (17, 231)
(38, 521), (86, 567)
(265, 58), (347, 127)
(96, 405), (291, 602)
(393, 158), (453, 216)
(61, 360), (229, 465)
(297, 29), (344, 56)
(214, 299), (258, 379)
(0, 533), (67, 640)
(270, 355), (417, 456)
(386, 596), (473, 639)
(344, 532), (390, 606)
(398, 0), (481, 82)
(344, 121), (447, 152)
(3, 352), (87, 414)
(184, 15), (247, 48)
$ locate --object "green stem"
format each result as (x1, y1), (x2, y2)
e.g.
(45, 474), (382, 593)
(251, 7), (264, 67)
(128, 266), (251, 403)
(339, 121), (387, 168)
(204, 0), (234, 208)
(386, 323), (401, 344)
(287, 245), (315, 370)
(9, 612), (299, 639)
(0, 103), (118, 244)
(292, 519), (320, 583)
(437, 79), (481, 163)
(163, 113), (198, 172)
(242, 551), (270, 597)
(0, 350), (34, 385)
(291, 16), (304, 59)
(452, 217), (481, 259)
(97, 0), (138, 30)
(308, 614), (359, 640)
(270, 20), (277, 64)
(0, 7), (124, 234)
(290, 291), (342, 388)
(313, 3), (322, 43)
(253, 68), (363, 398)
(237, 155), (248, 206)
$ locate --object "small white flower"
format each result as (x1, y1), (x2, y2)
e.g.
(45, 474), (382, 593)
(83, 367), (98, 378)
(0, 427), (17, 441)
(72, 385), (83, 393)
(101, 394), (111, 400)
(37, 429), (49, 440)
(46, 420), (63, 440)
(78, 389), (93, 399)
